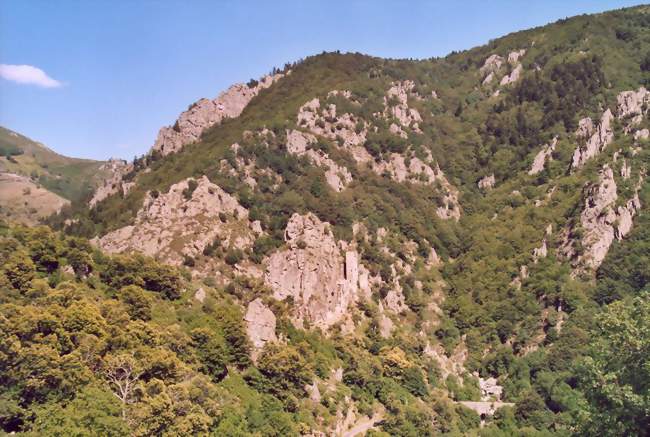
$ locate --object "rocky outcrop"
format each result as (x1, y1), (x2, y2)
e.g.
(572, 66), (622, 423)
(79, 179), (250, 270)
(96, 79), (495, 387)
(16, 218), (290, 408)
(478, 174), (495, 190)
(384, 81), (423, 132)
(245, 298), (277, 360)
(634, 128), (649, 142)
(499, 63), (523, 86)
(561, 165), (644, 273)
(95, 175), (254, 266)
(528, 137), (557, 175)
(616, 87), (650, 130)
(89, 158), (132, 207)
(297, 98), (371, 163)
(152, 74), (284, 156)
(479, 377), (504, 402)
(571, 109), (614, 169)
(507, 49), (526, 65)
(480, 54), (504, 74)
(264, 213), (372, 330)
(424, 339), (468, 380)
(286, 129), (352, 192)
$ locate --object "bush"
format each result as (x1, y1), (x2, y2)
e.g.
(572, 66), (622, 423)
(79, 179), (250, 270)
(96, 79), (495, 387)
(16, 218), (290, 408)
(182, 179), (199, 200)
(224, 248), (244, 266)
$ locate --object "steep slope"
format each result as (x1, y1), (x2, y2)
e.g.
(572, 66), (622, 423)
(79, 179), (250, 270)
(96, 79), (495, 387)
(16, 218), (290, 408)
(0, 127), (117, 223)
(35, 5), (650, 436)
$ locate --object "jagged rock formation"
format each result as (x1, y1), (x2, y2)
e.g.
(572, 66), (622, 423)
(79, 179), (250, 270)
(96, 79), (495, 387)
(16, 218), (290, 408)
(561, 165), (643, 273)
(571, 109), (614, 169)
(245, 298), (277, 360)
(153, 74), (284, 156)
(95, 175), (254, 266)
(264, 213), (374, 330)
(286, 129), (352, 192)
(528, 137), (557, 175)
(89, 158), (133, 207)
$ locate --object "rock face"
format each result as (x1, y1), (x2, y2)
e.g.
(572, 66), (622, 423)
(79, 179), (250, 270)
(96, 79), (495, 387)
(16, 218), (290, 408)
(245, 298), (277, 359)
(264, 213), (372, 330)
(286, 129), (352, 192)
(95, 175), (253, 266)
(561, 165), (643, 273)
(528, 137), (557, 175)
(89, 158), (132, 207)
(152, 74), (284, 156)
(571, 109), (614, 169)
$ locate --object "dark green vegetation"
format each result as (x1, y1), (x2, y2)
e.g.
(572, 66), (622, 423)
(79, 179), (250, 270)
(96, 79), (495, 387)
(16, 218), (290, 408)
(6, 4), (650, 436)
(0, 127), (108, 203)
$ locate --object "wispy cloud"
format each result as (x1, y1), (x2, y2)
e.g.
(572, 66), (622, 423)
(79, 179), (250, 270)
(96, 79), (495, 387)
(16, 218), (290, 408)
(0, 64), (62, 88)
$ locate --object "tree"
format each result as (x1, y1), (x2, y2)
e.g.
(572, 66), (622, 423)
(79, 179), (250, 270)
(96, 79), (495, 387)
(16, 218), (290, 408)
(257, 343), (312, 397)
(190, 328), (228, 382)
(119, 285), (152, 321)
(575, 294), (650, 436)
(2, 251), (35, 292)
(31, 385), (128, 436)
(103, 353), (143, 422)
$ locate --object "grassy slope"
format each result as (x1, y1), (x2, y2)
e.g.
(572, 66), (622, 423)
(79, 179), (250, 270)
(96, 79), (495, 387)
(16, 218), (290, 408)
(0, 126), (108, 203)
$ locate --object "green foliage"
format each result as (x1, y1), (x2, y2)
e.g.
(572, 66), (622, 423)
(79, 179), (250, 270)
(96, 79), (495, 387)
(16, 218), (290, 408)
(575, 294), (650, 435)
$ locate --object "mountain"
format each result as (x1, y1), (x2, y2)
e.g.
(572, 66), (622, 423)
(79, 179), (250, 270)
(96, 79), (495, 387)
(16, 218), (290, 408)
(2, 5), (650, 436)
(0, 127), (119, 224)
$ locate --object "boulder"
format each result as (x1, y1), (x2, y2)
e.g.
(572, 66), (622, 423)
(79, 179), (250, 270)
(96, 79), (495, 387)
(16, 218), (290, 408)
(245, 298), (277, 360)
(478, 174), (496, 190)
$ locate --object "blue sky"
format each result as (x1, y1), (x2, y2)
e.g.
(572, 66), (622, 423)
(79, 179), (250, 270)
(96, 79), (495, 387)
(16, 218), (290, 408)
(0, 1), (643, 160)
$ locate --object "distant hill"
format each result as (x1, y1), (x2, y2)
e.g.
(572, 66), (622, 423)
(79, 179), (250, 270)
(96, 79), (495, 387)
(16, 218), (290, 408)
(0, 126), (112, 223)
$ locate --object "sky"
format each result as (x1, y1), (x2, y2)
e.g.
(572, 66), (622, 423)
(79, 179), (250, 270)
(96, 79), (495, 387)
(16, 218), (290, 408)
(0, 1), (644, 160)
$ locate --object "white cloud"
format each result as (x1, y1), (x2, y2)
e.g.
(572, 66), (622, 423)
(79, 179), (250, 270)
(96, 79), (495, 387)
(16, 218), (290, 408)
(0, 64), (62, 88)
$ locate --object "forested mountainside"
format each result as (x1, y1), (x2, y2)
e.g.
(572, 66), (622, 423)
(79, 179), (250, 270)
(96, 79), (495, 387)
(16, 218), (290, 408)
(0, 127), (116, 224)
(2, 5), (649, 436)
